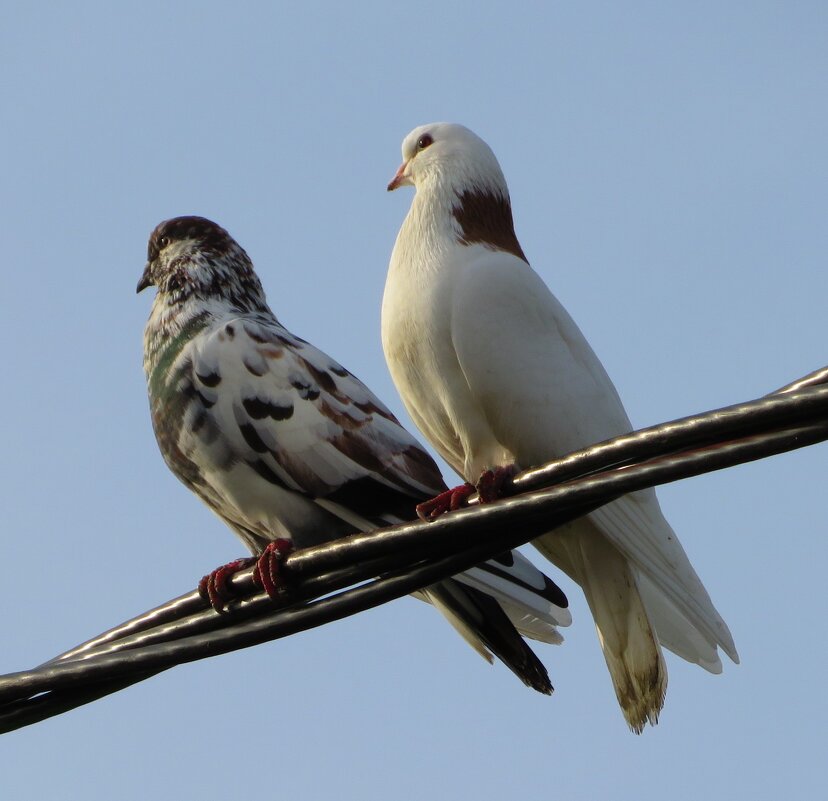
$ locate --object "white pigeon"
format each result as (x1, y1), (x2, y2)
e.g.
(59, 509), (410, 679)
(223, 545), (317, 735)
(138, 215), (571, 694)
(382, 123), (739, 732)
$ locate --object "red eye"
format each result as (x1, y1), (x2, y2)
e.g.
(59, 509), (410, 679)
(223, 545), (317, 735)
(416, 134), (433, 150)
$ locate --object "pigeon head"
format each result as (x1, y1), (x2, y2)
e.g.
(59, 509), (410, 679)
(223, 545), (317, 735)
(137, 216), (267, 312)
(387, 123), (507, 196)
(388, 124), (525, 262)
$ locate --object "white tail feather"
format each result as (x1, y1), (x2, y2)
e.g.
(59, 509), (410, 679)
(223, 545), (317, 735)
(536, 520), (667, 733)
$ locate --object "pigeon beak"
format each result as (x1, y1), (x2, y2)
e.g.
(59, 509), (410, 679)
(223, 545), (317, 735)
(136, 262), (154, 293)
(387, 161), (412, 192)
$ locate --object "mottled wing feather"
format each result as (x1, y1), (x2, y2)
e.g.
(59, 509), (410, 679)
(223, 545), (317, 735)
(189, 315), (447, 518)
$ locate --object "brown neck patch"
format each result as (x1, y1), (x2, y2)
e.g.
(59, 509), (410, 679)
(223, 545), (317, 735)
(452, 188), (527, 262)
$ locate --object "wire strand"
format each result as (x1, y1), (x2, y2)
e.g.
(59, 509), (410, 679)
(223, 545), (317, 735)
(1, 369), (827, 733)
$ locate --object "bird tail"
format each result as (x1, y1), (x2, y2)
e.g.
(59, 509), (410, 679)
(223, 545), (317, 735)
(422, 579), (554, 695)
(536, 523), (667, 733)
(456, 550), (572, 643)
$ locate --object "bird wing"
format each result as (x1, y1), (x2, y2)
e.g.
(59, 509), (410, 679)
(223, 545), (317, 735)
(187, 313), (446, 530)
(450, 248), (736, 660)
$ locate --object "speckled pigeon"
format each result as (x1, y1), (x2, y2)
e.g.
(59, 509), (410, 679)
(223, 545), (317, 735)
(138, 215), (571, 693)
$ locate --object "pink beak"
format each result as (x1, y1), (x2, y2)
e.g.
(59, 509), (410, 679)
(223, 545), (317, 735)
(387, 161), (409, 192)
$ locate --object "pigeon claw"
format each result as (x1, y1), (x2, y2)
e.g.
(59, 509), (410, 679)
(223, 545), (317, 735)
(416, 483), (476, 521)
(476, 464), (518, 504)
(199, 557), (258, 613)
(252, 538), (295, 599)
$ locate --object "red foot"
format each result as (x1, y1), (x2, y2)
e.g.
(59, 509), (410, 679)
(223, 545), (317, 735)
(199, 557), (257, 612)
(416, 483), (476, 521)
(477, 464), (518, 504)
(252, 539), (295, 599)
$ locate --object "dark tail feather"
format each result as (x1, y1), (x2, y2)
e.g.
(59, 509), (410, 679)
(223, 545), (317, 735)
(427, 579), (553, 694)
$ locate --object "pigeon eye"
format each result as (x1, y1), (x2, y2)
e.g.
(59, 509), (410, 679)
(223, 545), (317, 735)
(416, 134), (433, 151)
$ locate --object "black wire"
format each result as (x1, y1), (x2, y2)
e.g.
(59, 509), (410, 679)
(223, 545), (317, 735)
(773, 365), (828, 394)
(2, 374), (828, 732)
(0, 672), (162, 732)
(2, 418), (825, 733)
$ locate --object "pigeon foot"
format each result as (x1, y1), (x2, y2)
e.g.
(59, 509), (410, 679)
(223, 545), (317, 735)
(416, 483), (476, 521)
(199, 557), (258, 612)
(252, 538), (295, 599)
(477, 464), (518, 504)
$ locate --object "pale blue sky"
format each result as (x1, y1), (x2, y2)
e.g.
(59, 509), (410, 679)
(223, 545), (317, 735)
(2, 2), (827, 798)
